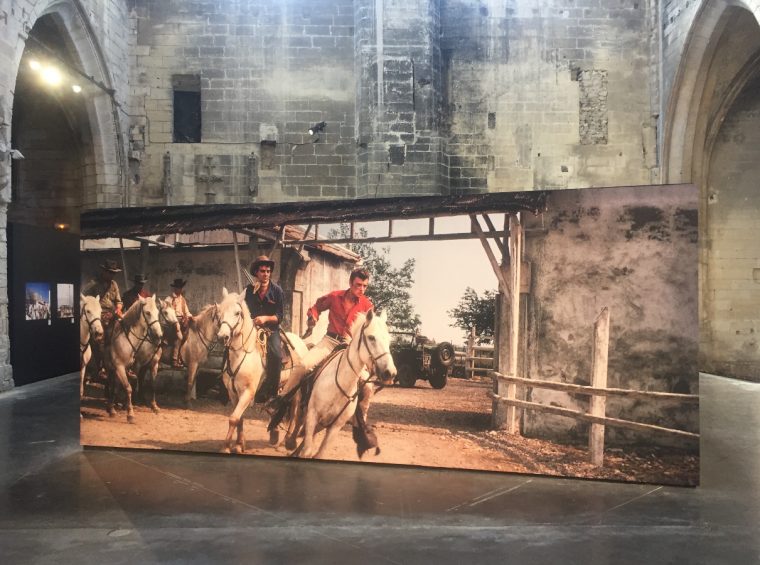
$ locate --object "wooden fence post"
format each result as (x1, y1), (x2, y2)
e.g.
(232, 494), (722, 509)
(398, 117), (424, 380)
(589, 307), (610, 466)
(467, 327), (475, 378)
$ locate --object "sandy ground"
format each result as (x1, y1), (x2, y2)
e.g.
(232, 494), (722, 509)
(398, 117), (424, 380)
(81, 375), (698, 485)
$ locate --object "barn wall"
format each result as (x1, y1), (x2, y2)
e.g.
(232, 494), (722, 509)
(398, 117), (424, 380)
(521, 184), (698, 448)
(81, 244), (357, 335)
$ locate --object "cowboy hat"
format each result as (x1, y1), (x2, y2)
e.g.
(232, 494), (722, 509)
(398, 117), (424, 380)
(99, 259), (122, 273)
(133, 274), (149, 284)
(170, 278), (187, 288)
(250, 255), (275, 273)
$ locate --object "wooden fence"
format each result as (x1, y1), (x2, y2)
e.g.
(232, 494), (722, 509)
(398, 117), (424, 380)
(464, 327), (495, 378)
(489, 308), (699, 467)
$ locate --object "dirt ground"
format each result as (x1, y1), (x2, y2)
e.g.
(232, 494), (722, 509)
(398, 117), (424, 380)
(80, 375), (699, 486)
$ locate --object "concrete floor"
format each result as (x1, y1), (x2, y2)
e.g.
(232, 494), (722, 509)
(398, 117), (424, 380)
(0, 373), (757, 564)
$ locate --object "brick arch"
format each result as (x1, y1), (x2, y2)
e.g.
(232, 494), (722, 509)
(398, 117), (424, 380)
(9, 0), (126, 210)
(662, 0), (760, 185)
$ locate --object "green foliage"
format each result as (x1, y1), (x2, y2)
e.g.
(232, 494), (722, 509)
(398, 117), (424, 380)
(447, 287), (497, 341)
(328, 225), (421, 332)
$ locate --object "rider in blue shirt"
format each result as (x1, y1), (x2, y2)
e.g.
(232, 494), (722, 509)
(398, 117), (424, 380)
(244, 255), (284, 403)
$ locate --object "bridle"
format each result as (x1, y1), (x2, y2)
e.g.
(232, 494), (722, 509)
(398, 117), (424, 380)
(219, 302), (258, 380)
(336, 319), (391, 400)
(120, 303), (162, 358)
(194, 305), (220, 352)
(80, 306), (103, 354)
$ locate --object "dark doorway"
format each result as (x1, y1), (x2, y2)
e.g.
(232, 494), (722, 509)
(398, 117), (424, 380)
(8, 223), (80, 385)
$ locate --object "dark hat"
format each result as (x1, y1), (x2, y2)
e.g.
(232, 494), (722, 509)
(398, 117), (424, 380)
(133, 274), (149, 284)
(170, 278), (187, 288)
(250, 255), (275, 274)
(99, 259), (122, 273)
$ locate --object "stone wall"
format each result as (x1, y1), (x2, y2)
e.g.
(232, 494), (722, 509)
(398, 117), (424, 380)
(522, 184), (698, 447)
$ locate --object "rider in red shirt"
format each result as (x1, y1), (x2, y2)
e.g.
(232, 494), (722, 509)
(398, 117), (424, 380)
(273, 267), (373, 401)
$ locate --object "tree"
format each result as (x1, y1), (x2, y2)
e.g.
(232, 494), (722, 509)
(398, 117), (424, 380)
(328, 225), (421, 332)
(448, 287), (497, 342)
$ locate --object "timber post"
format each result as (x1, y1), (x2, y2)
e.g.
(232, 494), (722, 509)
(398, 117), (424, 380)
(589, 307), (610, 466)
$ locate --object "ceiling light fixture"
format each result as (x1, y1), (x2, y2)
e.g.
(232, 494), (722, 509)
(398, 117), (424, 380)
(41, 66), (62, 86)
(71, 84), (82, 93)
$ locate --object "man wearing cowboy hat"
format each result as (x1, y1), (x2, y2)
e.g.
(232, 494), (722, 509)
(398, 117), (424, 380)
(82, 259), (124, 377)
(122, 273), (151, 312)
(169, 278), (193, 368)
(82, 259), (124, 324)
(244, 255), (285, 403)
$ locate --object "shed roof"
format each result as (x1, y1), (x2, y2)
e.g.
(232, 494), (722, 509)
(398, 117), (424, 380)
(80, 192), (549, 239)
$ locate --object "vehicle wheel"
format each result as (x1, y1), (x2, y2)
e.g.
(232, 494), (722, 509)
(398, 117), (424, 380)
(434, 342), (455, 367)
(396, 363), (416, 388)
(429, 367), (448, 389)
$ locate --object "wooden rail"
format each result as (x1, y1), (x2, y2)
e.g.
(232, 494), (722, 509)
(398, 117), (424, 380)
(490, 307), (699, 467)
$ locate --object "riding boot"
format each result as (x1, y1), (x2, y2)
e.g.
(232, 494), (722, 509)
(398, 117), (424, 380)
(172, 345), (184, 368)
(255, 368), (279, 404)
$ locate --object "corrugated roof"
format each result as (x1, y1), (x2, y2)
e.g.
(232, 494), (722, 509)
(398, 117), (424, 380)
(80, 192), (549, 239)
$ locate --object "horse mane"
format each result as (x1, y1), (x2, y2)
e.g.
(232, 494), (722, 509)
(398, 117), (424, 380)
(120, 297), (144, 327)
(349, 311), (369, 337)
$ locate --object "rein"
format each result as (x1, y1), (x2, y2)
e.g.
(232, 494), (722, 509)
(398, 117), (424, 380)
(80, 307), (102, 354)
(193, 307), (220, 353)
(220, 308), (259, 381)
(120, 306), (162, 359)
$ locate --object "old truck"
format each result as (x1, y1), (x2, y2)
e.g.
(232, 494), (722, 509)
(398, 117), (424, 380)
(390, 331), (455, 389)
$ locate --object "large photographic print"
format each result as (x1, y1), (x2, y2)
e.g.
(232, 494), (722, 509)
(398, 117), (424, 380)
(80, 185), (699, 485)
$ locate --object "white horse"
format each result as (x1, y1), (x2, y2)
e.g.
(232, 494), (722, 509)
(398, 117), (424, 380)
(299, 309), (397, 459)
(179, 303), (221, 406)
(133, 298), (181, 413)
(79, 294), (104, 398)
(215, 287), (309, 454)
(106, 295), (163, 423)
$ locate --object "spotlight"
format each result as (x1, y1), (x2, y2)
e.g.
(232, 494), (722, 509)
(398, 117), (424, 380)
(308, 121), (326, 136)
(53, 222), (70, 231)
(71, 84), (82, 93)
(29, 59), (41, 71)
(41, 66), (62, 86)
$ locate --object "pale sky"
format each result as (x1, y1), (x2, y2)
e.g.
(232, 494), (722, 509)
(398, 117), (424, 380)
(321, 216), (502, 346)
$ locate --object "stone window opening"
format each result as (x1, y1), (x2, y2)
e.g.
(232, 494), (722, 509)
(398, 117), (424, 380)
(172, 74), (201, 143)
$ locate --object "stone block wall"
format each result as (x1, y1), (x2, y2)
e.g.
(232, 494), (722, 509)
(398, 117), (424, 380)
(128, 0), (357, 204)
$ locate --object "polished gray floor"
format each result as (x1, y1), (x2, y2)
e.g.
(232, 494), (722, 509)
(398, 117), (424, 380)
(0, 373), (757, 564)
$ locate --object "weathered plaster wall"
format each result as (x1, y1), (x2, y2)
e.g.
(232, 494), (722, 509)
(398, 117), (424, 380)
(522, 184), (698, 447)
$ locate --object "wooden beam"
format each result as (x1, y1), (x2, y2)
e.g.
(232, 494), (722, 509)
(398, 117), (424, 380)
(118, 238), (129, 288)
(470, 214), (510, 298)
(232, 231), (243, 293)
(491, 371), (699, 402)
(482, 213), (505, 255)
(281, 229), (509, 246)
(589, 307), (610, 466)
(429, 217), (435, 236)
(506, 213), (522, 433)
(487, 393), (699, 440)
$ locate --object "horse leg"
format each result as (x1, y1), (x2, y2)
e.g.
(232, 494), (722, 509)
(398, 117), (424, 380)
(80, 347), (90, 398)
(234, 418), (245, 454)
(184, 360), (199, 407)
(224, 387), (253, 454)
(299, 405), (321, 458)
(149, 358), (160, 414)
(284, 390), (303, 451)
(314, 422), (345, 459)
(114, 364), (135, 423)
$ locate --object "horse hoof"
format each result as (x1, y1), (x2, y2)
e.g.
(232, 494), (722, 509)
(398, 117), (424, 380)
(151, 406), (160, 414)
(108, 410), (116, 418)
(233, 444), (245, 454)
(127, 414), (135, 424)
(269, 430), (280, 445)
(221, 447), (231, 454)
(285, 436), (297, 451)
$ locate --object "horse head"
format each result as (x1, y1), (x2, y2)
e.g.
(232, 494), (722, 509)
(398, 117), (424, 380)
(80, 294), (104, 342)
(355, 309), (397, 385)
(160, 298), (182, 342)
(139, 294), (163, 342)
(216, 287), (246, 346)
